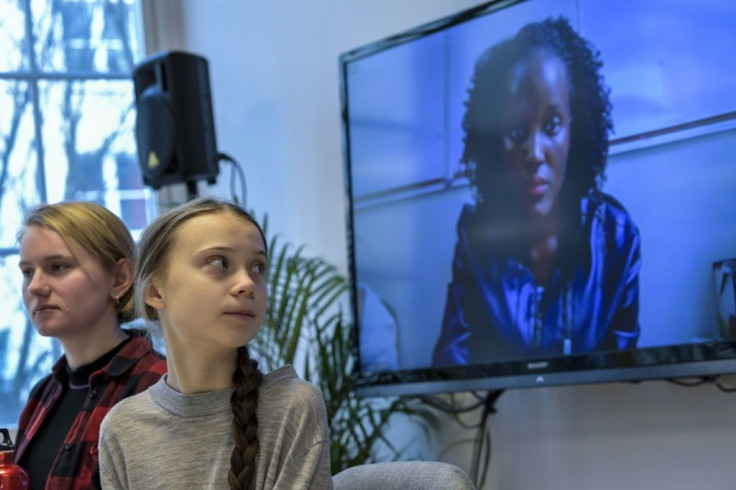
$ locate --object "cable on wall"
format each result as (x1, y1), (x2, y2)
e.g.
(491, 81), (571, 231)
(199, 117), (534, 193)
(666, 375), (736, 393)
(420, 389), (504, 488)
(218, 152), (247, 207)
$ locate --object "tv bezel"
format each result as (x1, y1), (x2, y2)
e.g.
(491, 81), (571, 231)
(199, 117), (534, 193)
(338, 0), (736, 397)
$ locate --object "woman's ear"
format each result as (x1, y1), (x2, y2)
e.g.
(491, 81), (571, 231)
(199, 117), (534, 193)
(110, 258), (134, 301)
(144, 280), (165, 310)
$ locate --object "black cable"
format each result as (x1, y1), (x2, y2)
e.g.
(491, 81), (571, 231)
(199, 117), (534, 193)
(420, 395), (486, 429)
(426, 389), (504, 486)
(218, 152), (247, 206)
(478, 415), (493, 489)
(666, 377), (713, 387)
(469, 417), (484, 484)
(715, 379), (736, 393)
(449, 410), (485, 431)
(666, 375), (736, 393)
(467, 390), (504, 487)
(469, 399), (489, 485)
(471, 390), (489, 402)
(420, 393), (486, 414)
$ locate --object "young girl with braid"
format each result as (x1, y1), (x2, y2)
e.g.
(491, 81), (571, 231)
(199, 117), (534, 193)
(98, 197), (333, 489)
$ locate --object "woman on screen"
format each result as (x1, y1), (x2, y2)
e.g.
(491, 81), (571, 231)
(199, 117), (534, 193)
(98, 197), (332, 488)
(433, 16), (641, 366)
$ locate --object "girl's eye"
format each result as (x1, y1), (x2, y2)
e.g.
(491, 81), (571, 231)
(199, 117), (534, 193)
(20, 268), (33, 279)
(51, 263), (69, 273)
(209, 256), (229, 269)
(251, 262), (267, 275)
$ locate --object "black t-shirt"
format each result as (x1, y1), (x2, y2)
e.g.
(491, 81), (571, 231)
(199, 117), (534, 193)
(20, 340), (128, 490)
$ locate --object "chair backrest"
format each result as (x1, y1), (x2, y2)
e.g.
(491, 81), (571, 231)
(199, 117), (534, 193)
(333, 461), (475, 490)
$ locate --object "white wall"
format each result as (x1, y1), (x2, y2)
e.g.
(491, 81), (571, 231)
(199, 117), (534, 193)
(140, 1), (736, 488)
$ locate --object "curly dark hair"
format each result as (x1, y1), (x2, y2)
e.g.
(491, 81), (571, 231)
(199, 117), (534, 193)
(462, 16), (612, 216)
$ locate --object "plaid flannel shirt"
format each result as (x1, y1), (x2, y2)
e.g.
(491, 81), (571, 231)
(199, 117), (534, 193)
(14, 329), (166, 489)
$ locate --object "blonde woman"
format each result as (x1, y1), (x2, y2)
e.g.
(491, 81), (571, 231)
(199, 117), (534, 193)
(15, 202), (166, 489)
(99, 197), (332, 489)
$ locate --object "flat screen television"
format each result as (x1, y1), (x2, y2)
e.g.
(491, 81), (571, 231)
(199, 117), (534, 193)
(339, 0), (736, 396)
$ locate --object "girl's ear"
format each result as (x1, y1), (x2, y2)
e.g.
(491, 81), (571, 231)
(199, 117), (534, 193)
(144, 280), (165, 310)
(110, 258), (134, 302)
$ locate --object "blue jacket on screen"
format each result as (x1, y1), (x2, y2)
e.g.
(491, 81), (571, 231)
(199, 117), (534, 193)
(432, 193), (641, 366)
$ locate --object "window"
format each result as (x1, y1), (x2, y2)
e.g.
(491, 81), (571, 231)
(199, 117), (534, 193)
(0, 0), (151, 427)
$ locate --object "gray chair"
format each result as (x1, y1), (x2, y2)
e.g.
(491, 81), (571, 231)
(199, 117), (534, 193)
(333, 461), (475, 490)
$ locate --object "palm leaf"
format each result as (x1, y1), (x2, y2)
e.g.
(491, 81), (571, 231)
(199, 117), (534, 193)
(251, 215), (437, 474)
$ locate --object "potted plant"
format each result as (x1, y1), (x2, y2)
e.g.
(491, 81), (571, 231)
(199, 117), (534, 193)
(249, 218), (436, 473)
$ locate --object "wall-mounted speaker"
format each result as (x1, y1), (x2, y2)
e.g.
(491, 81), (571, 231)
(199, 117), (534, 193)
(132, 51), (219, 189)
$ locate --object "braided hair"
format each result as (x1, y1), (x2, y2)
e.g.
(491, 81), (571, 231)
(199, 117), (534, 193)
(134, 197), (267, 489)
(228, 346), (264, 488)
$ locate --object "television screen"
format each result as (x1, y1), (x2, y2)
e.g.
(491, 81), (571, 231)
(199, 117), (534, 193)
(339, 0), (736, 396)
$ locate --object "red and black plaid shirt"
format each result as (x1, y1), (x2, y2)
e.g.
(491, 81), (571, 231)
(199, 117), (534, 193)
(14, 329), (166, 489)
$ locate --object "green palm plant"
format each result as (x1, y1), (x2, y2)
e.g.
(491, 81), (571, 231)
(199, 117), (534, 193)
(250, 216), (437, 474)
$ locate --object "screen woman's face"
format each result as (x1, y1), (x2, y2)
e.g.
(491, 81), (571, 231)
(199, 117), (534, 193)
(501, 49), (572, 220)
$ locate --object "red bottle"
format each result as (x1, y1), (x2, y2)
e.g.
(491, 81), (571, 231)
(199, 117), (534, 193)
(0, 428), (29, 490)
